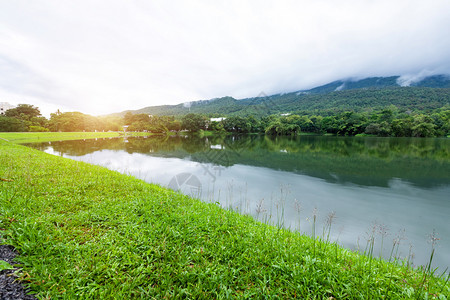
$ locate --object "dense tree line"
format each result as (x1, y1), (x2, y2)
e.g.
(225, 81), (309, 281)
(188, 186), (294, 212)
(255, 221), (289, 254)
(181, 106), (449, 137)
(1, 103), (448, 137)
(124, 112), (181, 133)
(48, 111), (122, 132)
(0, 105), (181, 133)
(0, 105), (122, 132)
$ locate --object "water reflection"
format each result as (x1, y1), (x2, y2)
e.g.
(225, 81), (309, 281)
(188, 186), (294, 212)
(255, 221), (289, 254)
(30, 135), (450, 188)
(26, 135), (450, 271)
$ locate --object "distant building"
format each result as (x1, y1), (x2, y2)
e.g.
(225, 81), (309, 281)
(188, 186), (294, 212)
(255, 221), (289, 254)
(0, 102), (15, 115)
(210, 117), (226, 122)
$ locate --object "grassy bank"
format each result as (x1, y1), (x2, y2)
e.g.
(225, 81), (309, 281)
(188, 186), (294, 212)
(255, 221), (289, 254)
(0, 140), (448, 298)
(0, 132), (160, 144)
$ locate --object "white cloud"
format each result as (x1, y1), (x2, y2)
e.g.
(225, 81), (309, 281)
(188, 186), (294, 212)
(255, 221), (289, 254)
(0, 0), (449, 116)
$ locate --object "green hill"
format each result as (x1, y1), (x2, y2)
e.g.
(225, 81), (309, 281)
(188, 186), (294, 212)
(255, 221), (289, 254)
(118, 75), (450, 117)
(126, 87), (449, 117)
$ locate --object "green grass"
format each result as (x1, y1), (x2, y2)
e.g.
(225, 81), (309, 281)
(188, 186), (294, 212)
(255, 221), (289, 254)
(0, 132), (159, 144)
(0, 140), (449, 299)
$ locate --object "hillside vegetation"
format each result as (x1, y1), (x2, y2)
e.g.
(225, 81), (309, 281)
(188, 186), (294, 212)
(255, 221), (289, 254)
(131, 87), (450, 117)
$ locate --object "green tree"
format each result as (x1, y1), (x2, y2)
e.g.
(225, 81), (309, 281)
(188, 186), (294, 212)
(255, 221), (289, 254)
(0, 116), (27, 132)
(391, 118), (413, 137)
(265, 120), (284, 135)
(29, 125), (49, 132)
(181, 114), (207, 132)
(247, 116), (261, 132)
(309, 115), (323, 133)
(3, 104), (47, 131)
(321, 116), (339, 134)
(4, 104), (41, 121)
(128, 121), (150, 132)
(265, 119), (300, 135)
(411, 115), (436, 137)
(209, 121), (225, 132)
(123, 112), (134, 125)
(48, 111), (117, 132)
(222, 116), (252, 133)
(167, 120), (182, 132)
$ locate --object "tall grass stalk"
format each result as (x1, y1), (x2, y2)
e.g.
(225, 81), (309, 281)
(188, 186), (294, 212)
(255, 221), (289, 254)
(377, 223), (388, 259)
(323, 211), (336, 244)
(386, 229), (405, 294)
(418, 230), (440, 297)
(311, 208), (317, 257)
(294, 199), (302, 233)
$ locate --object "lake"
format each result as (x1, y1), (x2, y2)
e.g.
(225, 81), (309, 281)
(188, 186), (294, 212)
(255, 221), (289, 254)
(26, 134), (450, 272)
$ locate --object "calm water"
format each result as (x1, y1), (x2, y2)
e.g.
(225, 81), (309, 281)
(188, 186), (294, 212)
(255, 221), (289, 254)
(26, 135), (450, 271)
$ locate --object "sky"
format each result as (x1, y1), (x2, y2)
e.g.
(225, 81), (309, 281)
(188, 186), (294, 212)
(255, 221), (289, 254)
(1, 0), (450, 117)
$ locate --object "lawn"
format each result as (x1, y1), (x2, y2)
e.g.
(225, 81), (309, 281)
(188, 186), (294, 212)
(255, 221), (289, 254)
(0, 132), (161, 144)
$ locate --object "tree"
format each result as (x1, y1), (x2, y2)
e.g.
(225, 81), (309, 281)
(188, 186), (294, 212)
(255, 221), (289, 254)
(3, 104), (46, 131)
(391, 118), (413, 137)
(167, 120), (182, 132)
(0, 116), (27, 132)
(209, 121), (225, 132)
(412, 122), (436, 137)
(247, 115), (261, 132)
(377, 106), (397, 123)
(48, 111), (117, 132)
(265, 121), (284, 135)
(5, 104), (41, 121)
(124, 112), (134, 125)
(364, 123), (381, 135)
(265, 119), (300, 135)
(411, 115), (436, 137)
(222, 116), (252, 133)
(181, 114), (207, 132)
(321, 116), (339, 134)
(309, 115), (323, 133)
(29, 125), (49, 132)
(128, 121), (150, 132)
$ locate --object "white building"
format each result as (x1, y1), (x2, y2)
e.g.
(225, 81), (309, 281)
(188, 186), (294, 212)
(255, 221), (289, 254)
(210, 117), (226, 122)
(0, 102), (15, 115)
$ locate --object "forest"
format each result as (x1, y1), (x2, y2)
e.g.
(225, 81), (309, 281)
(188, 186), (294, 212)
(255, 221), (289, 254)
(0, 103), (449, 138)
(182, 106), (449, 137)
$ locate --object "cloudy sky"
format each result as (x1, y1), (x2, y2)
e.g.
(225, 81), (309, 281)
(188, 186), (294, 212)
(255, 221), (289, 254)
(1, 0), (450, 117)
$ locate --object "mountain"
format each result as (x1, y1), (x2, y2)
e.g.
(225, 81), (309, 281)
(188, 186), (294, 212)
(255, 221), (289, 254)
(119, 75), (450, 117)
(296, 76), (402, 94)
(295, 75), (450, 94)
(409, 75), (450, 88)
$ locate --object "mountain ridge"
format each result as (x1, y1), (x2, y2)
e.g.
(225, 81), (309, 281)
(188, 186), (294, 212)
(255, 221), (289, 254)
(116, 75), (450, 117)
